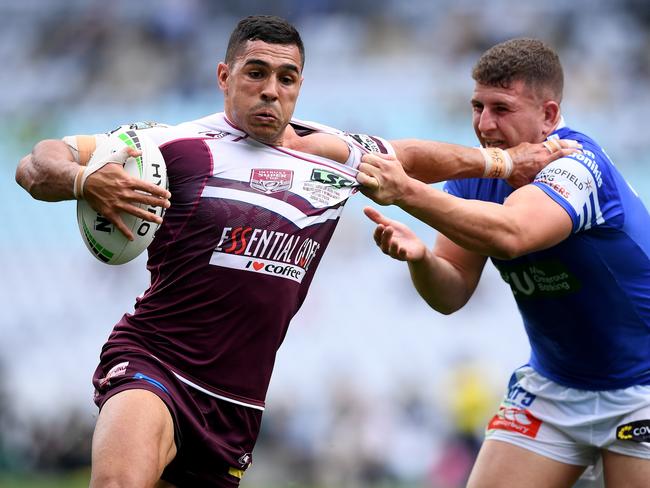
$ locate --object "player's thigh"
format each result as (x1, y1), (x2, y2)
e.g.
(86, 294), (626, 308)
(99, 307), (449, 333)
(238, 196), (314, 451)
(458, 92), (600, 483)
(466, 439), (585, 488)
(602, 450), (650, 488)
(91, 388), (177, 487)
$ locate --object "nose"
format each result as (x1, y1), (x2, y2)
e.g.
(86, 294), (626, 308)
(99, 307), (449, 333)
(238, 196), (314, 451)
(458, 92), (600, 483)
(260, 76), (279, 102)
(477, 108), (497, 134)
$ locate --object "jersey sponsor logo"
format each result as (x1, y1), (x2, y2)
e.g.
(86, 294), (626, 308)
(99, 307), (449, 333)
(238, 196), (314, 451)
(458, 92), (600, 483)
(496, 259), (582, 298)
(616, 420), (650, 442)
(535, 177), (571, 198)
(212, 253), (306, 283)
(212, 226), (322, 282)
(487, 406), (542, 438)
(570, 150), (603, 188)
(537, 167), (586, 192)
(216, 227), (321, 270)
(198, 130), (227, 139)
(98, 361), (129, 387)
(237, 453), (252, 467)
(349, 133), (381, 153)
(506, 384), (536, 408)
(109, 121), (163, 134)
(310, 168), (354, 189)
(250, 168), (293, 194)
(302, 169), (357, 207)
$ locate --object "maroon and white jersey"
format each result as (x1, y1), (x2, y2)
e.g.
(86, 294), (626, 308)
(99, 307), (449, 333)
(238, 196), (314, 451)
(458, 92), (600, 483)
(100, 113), (393, 410)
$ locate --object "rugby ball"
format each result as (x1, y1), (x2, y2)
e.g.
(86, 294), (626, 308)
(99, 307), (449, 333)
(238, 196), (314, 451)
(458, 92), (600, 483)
(77, 128), (167, 265)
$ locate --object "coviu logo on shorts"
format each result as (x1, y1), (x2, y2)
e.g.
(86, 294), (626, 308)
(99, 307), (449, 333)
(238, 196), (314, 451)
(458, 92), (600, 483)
(616, 420), (650, 442)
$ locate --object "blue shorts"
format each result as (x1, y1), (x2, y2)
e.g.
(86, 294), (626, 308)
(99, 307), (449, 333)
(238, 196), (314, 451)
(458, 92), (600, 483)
(92, 347), (262, 487)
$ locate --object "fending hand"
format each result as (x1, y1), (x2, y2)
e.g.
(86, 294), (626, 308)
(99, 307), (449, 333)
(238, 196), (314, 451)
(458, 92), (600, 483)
(506, 139), (581, 188)
(363, 206), (427, 262)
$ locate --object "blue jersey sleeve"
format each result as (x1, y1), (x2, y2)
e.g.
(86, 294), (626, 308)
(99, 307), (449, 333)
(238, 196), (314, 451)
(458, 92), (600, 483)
(443, 179), (468, 198)
(532, 147), (623, 233)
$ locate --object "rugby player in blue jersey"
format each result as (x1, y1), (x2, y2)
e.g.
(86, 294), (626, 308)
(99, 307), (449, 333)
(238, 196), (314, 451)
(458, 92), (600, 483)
(358, 38), (650, 488)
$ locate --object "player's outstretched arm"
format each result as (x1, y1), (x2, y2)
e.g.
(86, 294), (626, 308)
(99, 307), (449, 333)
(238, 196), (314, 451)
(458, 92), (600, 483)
(16, 138), (171, 240)
(358, 153), (572, 260)
(16, 139), (82, 201)
(391, 138), (579, 187)
(363, 206), (487, 314)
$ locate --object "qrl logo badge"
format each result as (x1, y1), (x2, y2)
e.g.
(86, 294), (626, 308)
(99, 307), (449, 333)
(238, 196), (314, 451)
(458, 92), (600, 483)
(250, 169), (293, 194)
(616, 420), (650, 442)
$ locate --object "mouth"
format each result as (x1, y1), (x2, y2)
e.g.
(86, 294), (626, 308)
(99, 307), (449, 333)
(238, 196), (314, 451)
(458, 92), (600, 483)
(482, 138), (506, 149)
(252, 109), (278, 124)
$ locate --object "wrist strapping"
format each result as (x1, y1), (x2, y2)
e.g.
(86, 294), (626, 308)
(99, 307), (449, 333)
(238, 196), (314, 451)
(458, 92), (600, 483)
(73, 166), (85, 200)
(479, 147), (513, 179)
(76, 146), (132, 200)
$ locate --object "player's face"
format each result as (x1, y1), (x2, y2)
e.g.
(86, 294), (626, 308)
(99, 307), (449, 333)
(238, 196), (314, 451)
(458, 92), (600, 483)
(218, 40), (303, 145)
(471, 80), (554, 149)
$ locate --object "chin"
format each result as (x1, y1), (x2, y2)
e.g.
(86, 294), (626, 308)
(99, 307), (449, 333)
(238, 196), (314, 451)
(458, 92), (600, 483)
(251, 128), (281, 145)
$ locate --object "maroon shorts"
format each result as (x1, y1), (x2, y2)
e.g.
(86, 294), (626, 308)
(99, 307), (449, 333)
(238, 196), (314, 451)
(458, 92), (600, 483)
(92, 347), (262, 487)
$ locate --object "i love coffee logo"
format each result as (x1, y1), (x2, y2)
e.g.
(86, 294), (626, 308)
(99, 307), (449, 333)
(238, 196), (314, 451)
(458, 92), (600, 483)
(245, 258), (304, 282)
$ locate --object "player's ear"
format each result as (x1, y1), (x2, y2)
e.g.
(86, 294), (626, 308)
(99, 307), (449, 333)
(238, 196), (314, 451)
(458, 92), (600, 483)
(542, 100), (560, 135)
(217, 62), (229, 91)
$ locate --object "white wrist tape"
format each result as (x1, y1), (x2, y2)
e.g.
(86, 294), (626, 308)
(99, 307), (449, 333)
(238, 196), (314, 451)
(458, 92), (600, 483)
(479, 147), (513, 179)
(78, 146), (133, 199)
(73, 166), (85, 200)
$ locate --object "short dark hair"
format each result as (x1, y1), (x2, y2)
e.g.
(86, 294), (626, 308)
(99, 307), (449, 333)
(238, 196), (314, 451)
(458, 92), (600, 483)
(225, 15), (305, 68)
(472, 38), (563, 102)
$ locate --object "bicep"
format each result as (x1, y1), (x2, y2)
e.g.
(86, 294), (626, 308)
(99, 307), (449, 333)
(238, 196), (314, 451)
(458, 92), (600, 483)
(503, 184), (573, 253)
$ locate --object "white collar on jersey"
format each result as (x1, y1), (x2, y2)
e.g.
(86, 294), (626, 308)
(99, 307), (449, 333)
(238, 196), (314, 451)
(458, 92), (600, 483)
(194, 112), (346, 140)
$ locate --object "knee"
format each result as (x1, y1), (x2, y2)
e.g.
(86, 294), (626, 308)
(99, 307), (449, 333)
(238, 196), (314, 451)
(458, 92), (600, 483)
(90, 469), (158, 488)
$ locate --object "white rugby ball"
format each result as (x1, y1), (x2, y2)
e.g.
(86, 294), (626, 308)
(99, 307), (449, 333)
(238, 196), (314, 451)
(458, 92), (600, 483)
(77, 127), (168, 265)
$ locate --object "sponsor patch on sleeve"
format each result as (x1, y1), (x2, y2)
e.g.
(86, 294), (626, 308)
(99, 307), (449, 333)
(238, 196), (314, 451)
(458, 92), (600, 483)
(534, 157), (603, 231)
(348, 133), (388, 154)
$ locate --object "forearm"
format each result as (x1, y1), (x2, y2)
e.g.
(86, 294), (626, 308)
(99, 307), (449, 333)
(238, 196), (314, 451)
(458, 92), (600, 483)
(16, 140), (80, 201)
(398, 179), (520, 259)
(408, 250), (475, 314)
(392, 139), (488, 183)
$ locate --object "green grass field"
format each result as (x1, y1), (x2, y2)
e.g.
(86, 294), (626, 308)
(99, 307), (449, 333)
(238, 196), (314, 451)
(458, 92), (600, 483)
(0, 469), (90, 488)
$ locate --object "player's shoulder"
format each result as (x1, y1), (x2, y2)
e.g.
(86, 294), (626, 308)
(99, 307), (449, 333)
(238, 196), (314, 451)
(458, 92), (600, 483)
(550, 124), (617, 190)
(290, 117), (392, 154)
(127, 113), (236, 146)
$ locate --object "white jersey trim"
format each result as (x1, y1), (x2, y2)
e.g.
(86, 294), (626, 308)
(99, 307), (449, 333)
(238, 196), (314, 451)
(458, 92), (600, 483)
(201, 186), (346, 228)
(148, 353), (265, 411)
(171, 371), (265, 411)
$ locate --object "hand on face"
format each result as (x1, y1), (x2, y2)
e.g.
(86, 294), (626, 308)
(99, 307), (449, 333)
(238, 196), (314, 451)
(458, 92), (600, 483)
(506, 139), (581, 188)
(363, 206), (427, 262)
(356, 153), (411, 206)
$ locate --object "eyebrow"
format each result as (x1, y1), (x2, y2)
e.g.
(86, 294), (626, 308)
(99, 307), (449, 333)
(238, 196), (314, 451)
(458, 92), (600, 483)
(243, 58), (300, 74)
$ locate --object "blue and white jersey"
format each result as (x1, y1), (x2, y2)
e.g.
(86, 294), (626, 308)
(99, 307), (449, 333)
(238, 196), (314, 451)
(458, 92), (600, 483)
(444, 121), (650, 390)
